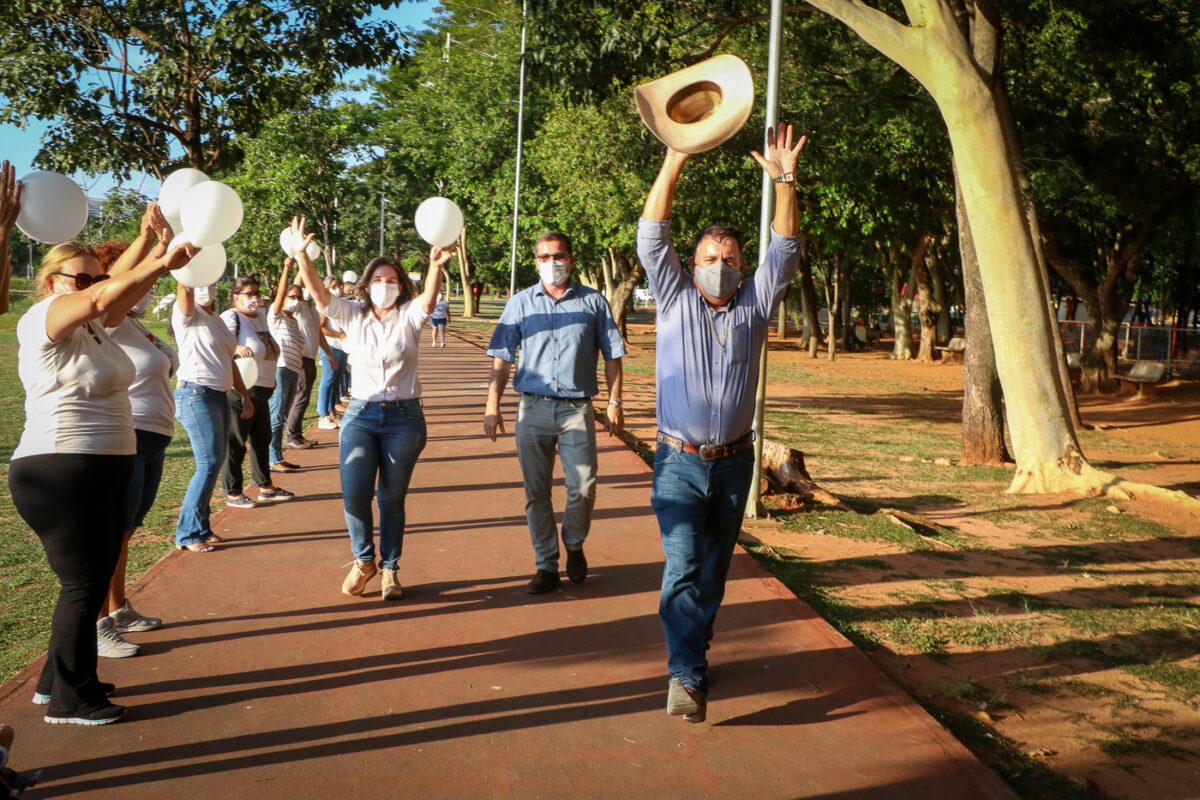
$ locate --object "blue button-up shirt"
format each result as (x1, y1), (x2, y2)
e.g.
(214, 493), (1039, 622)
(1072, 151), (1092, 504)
(637, 217), (800, 446)
(487, 280), (626, 398)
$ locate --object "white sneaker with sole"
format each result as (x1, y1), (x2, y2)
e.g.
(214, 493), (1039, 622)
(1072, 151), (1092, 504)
(97, 617), (139, 658)
(109, 599), (161, 633)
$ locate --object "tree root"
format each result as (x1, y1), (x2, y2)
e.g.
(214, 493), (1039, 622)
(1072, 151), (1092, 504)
(760, 439), (854, 510)
(1009, 455), (1200, 510)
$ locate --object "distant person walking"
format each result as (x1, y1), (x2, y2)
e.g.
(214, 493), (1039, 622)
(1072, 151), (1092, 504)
(637, 123), (805, 723)
(430, 291), (450, 347)
(483, 231), (625, 595)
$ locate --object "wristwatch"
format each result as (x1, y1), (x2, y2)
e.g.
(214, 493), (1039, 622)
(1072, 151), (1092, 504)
(607, 400), (622, 408)
(773, 171), (795, 184)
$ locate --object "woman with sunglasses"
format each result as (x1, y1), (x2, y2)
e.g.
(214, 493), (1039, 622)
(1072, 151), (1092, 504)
(220, 275), (293, 507)
(289, 216), (453, 599)
(173, 282), (254, 552)
(10, 236), (198, 726)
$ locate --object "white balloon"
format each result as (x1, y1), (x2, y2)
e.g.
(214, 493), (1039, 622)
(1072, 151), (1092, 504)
(158, 168), (210, 220)
(279, 227), (296, 257)
(304, 239), (322, 261)
(167, 232), (226, 288)
(235, 357), (258, 388)
(179, 181), (243, 245)
(16, 171), (89, 244)
(165, 212), (184, 239)
(413, 197), (464, 248)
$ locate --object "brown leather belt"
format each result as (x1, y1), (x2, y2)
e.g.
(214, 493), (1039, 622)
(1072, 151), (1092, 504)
(656, 430), (754, 461)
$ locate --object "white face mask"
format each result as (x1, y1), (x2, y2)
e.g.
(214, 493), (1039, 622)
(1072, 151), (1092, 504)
(285, 299), (300, 312)
(370, 282), (399, 309)
(538, 259), (570, 287)
(130, 291), (153, 316)
(241, 296), (261, 314)
(330, 287), (342, 297)
(194, 286), (212, 306)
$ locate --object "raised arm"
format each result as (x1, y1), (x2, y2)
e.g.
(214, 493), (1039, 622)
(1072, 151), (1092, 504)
(289, 216), (331, 311)
(103, 203), (175, 327)
(272, 257), (294, 315)
(642, 149), (691, 221)
(750, 123), (806, 237)
(0, 160), (22, 315)
(46, 242), (198, 342)
(420, 245), (456, 315)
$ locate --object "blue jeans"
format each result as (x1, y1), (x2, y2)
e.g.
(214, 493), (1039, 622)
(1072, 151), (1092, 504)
(269, 367), (299, 463)
(339, 398), (427, 569)
(651, 441), (756, 698)
(124, 429), (173, 531)
(317, 349), (345, 417)
(175, 382), (230, 546)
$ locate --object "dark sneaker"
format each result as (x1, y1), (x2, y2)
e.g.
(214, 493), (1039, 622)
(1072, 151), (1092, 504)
(269, 461), (300, 473)
(566, 548), (588, 584)
(526, 569), (561, 595)
(666, 678), (706, 723)
(257, 487), (294, 503)
(32, 682), (114, 706)
(44, 703), (125, 726)
(284, 438), (314, 450)
(225, 494), (257, 509)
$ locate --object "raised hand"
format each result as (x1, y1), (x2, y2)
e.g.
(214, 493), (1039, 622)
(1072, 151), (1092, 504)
(0, 160), (22, 233)
(750, 123), (807, 180)
(430, 242), (458, 270)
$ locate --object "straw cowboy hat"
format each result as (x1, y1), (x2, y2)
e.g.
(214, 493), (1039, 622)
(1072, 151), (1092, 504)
(633, 54), (755, 154)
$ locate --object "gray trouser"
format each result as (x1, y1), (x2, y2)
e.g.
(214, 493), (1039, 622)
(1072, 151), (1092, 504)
(515, 394), (598, 572)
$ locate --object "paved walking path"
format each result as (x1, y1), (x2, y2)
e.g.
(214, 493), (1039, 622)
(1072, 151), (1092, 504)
(0, 333), (1015, 799)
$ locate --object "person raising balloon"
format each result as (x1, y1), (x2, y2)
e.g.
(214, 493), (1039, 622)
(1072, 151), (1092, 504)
(10, 234), (198, 725)
(289, 216), (454, 600)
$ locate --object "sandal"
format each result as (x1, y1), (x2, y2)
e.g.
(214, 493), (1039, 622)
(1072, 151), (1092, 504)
(201, 533), (225, 544)
(176, 542), (215, 553)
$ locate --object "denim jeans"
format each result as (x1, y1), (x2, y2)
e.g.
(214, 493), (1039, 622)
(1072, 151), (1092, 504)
(514, 394), (597, 571)
(651, 441), (756, 698)
(175, 382), (230, 546)
(339, 398), (427, 569)
(268, 367), (299, 463)
(124, 429), (173, 531)
(317, 349), (344, 418)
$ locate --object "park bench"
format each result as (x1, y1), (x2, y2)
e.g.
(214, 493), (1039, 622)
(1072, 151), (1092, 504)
(1116, 360), (1166, 399)
(935, 336), (966, 363)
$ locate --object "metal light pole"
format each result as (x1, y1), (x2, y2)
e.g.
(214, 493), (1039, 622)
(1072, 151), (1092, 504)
(378, 180), (387, 258)
(747, 0), (785, 519)
(507, 0), (528, 297)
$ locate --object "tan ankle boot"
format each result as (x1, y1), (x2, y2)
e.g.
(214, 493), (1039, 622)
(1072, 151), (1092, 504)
(381, 568), (403, 600)
(342, 560), (377, 596)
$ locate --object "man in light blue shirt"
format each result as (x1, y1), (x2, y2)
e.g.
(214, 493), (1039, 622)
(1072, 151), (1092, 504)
(484, 231), (626, 594)
(637, 124), (806, 723)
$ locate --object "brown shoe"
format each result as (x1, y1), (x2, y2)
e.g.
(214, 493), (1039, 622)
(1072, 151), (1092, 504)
(342, 560), (378, 596)
(381, 568), (403, 600)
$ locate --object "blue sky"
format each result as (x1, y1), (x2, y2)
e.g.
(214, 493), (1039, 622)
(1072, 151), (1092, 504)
(0, 1), (440, 198)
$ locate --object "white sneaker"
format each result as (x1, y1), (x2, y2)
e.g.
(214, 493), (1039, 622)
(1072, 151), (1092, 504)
(109, 599), (161, 632)
(318, 416), (339, 430)
(97, 617), (139, 658)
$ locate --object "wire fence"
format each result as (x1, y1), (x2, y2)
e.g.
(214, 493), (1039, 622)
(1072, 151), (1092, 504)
(1059, 320), (1200, 378)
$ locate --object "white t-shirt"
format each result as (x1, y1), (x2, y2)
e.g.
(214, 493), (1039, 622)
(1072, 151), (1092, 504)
(107, 316), (179, 437)
(13, 296), (136, 459)
(173, 303), (237, 391)
(432, 299), (449, 320)
(268, 308), (304, 374)
(321, 295), (429, 401)
(221, 309), (279, 389)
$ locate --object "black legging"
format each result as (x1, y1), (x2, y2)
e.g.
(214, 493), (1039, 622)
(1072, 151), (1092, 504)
(9, 453), (132, 716)
(221, 384), (273, 495)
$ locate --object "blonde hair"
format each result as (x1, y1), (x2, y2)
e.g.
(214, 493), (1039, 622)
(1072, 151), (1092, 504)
(36, 242), (100, 301)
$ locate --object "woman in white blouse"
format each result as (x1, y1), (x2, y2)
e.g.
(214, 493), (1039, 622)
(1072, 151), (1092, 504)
(290, 217), (453, 600)
(10, 236), (197, 726)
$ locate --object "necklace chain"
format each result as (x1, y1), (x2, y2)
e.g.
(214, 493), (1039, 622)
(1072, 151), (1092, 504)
(706, 306), (730, 349)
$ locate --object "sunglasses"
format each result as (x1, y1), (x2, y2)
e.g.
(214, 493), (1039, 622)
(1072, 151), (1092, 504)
(534, 252), (569, 262)
(54, 272), (110, 290)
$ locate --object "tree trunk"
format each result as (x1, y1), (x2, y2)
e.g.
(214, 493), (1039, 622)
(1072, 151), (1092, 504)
(602, 247), (619, 303)
(798, 242), (821, 358)
(931, 240), (952, 343)
(957, 171), (1011, 465)
(827, 253), (840, 361)
(912, 234), (940, 362)
(609, 250), (645, 339)
(841, 257), (855, 352)
(777, 286), (789, 341)
(457, 226), (477, 318)
(889, 251), (914, 360)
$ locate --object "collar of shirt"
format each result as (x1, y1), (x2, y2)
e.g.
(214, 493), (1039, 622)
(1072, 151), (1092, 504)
(534, 281), (577, 302)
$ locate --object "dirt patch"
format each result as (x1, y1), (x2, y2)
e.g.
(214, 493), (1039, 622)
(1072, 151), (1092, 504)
(455, 317), (1200, 799)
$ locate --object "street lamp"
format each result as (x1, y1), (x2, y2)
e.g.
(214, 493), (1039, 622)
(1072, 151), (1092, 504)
(379, 185), (389, 258)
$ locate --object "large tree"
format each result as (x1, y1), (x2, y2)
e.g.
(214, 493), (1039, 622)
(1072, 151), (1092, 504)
(0, 0), (408, 178)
